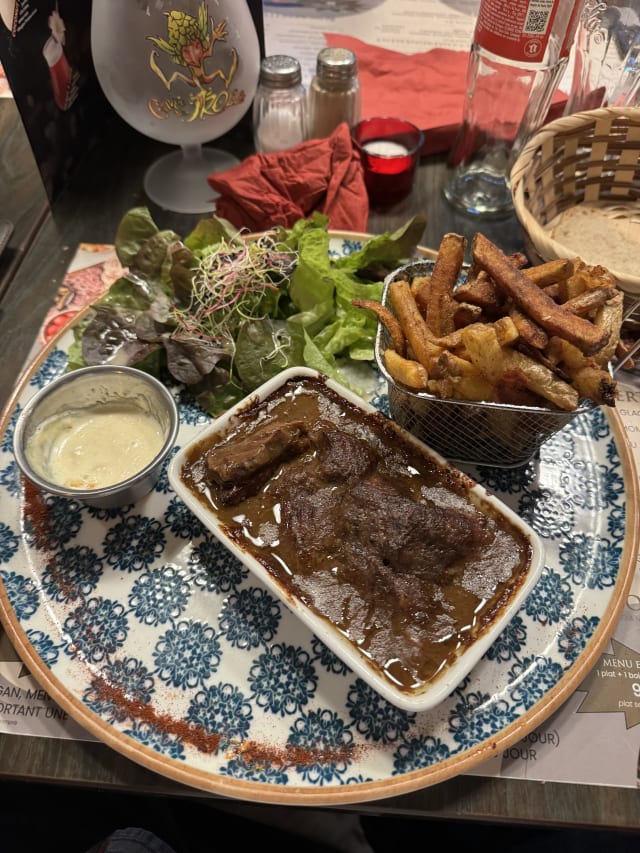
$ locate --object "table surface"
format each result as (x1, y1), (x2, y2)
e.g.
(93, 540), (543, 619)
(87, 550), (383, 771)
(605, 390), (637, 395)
(0, 97), (638, 832)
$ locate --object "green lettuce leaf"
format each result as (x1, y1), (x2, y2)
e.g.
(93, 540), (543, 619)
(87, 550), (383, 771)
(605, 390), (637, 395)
(114, 207), (160, 267)
(235, 318), (305, 391)
(95, 274), (157, 311)
(288, 227), (336, 312)
(183, 217), (240, 254)
(334, 214), (426, 273)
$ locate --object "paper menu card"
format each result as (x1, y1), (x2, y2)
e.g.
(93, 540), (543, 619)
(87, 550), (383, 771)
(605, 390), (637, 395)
(263, 0), (480, 88)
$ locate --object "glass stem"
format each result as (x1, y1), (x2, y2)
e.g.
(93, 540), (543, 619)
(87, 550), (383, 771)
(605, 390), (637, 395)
(181, 144), (204, 163)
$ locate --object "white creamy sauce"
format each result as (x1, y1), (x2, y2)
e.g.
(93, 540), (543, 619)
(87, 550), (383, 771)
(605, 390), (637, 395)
(26, 405), (165, 489)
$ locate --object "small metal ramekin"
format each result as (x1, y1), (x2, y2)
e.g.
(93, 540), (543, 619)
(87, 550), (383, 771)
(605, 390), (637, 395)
(13, 365), (179, 509)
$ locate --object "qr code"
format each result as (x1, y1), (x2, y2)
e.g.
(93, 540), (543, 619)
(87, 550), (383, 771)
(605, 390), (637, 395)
(524, 6), (551, 35)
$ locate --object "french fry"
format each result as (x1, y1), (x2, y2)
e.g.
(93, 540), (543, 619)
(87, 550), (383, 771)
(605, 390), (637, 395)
(384, 349), (429, 390)
(548, 337), (617, 406)
(352, 298), (406, 356)
(523, 258), (574, 287)
(453, 269), (504, 314)
(593, 291), (624, 366)
(432, 329), (464, 350)
(415, 232), (465, 336)
(457, 323), (505, 385)
(428, 373), (496, 402)
(431, 350), (475, 379)
(562, 286), (617, 317)
(570, 364), (617, 406)
(494, 369), (551, 407)
(433, 316), (519, 352)
(461, 323), (580, 411)
(411, 275), (430, 298)
(471, 233), (609, 356)
(520, 338), (571, 378)
(509, 252), (529, 269)
(559, 260), (617, 302)
(541, 282), (562, 300)
(508, 304), (549, 350)
(430, 350), (495, 401)
(389, 279), (442, 370)
(453, 302), (483, 328)
(493, 315), (520, 347)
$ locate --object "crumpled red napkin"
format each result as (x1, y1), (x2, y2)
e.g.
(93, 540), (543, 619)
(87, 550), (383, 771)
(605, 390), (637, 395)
(208, 122), (369, 232)
(324, 34), (568, 156)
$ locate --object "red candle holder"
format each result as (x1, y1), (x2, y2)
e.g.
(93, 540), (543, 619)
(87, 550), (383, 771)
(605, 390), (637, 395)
(351, 117), (424, 210)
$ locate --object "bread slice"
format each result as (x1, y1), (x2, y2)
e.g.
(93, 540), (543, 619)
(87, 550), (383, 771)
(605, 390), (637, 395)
(547, 203), (640, 278)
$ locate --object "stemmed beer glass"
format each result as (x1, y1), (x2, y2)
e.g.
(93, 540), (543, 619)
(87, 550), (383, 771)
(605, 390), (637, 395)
(91, 0), (260, 214)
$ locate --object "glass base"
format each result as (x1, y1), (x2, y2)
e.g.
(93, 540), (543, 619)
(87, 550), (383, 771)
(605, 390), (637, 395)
(443, 164), (514, 218)
(143, 145), (240, 215)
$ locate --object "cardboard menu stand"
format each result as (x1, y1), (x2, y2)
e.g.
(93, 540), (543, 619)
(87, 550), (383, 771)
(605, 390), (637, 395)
(0, 1), (109, 202)
(0, 58), (11, 96)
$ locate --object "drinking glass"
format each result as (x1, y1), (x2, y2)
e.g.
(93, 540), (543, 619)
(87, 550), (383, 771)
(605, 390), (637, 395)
(91, 0), (260, 214)
(565, 0), (640, 112)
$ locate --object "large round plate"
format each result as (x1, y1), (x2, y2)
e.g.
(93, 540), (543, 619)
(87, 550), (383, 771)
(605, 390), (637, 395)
(0, 233), (637, 806)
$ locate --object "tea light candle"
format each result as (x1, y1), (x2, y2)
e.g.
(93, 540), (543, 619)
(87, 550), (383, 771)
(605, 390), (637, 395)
(352, 117), (424, 210)
(362, 139), (409, 157)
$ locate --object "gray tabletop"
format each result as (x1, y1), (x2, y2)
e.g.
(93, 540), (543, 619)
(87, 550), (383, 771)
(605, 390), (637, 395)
(0, 97), (638, 832)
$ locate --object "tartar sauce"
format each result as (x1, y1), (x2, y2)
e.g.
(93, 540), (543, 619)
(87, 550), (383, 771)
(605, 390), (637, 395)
(26, 404), (165, 489)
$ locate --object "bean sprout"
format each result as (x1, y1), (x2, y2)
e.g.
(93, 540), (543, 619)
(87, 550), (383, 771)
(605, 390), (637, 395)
(170, 233), (298, 344)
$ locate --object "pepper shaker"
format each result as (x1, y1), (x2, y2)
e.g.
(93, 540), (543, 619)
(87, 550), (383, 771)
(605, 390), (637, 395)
(308, 46), (361, 140)
(252, 55), (307, 154)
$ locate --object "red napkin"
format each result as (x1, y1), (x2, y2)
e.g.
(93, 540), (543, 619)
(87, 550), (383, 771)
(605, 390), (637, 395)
(324, 34), (568, 156)
(208, 122), (369, 232)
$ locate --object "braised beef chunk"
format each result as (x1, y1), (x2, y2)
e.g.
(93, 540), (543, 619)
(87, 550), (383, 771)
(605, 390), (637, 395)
(312, 426), (377, 482)
(349, 477), (492, 582)
(282, 471), (492, 586)
(206, 420), (310, 504)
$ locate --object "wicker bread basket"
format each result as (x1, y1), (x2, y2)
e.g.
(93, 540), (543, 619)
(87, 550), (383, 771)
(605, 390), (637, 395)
(510, 106), (640, 295)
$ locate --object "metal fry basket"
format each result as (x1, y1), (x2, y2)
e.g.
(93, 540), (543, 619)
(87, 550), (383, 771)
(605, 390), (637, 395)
(375, 260), (597, 469)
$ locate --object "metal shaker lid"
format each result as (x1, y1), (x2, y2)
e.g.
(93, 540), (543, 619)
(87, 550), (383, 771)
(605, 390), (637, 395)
(259, 55), (303, 88)
(315, 47), (358, 83)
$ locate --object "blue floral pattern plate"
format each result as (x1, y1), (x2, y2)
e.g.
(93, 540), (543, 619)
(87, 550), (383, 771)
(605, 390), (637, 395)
(0, 234), (637, 806)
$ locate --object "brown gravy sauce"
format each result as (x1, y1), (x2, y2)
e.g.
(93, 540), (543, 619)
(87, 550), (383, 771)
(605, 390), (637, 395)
(180, 375), (533, 696)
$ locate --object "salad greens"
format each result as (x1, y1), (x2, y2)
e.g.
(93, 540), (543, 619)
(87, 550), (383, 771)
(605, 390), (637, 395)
(69, 206), (426, 415)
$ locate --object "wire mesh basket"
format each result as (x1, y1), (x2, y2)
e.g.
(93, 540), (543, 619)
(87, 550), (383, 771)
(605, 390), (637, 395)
(374, 260), (598, 469)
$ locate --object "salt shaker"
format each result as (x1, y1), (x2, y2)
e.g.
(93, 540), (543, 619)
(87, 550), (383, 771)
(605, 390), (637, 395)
(308, 46), (361, 140)
(253, 55), (307, 154)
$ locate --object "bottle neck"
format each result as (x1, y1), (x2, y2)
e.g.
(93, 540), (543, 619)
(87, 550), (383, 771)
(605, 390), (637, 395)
(473, 0), (578, 66)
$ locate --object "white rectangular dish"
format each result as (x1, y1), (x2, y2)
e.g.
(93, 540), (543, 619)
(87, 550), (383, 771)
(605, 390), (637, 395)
(168, 367), (545, 713)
